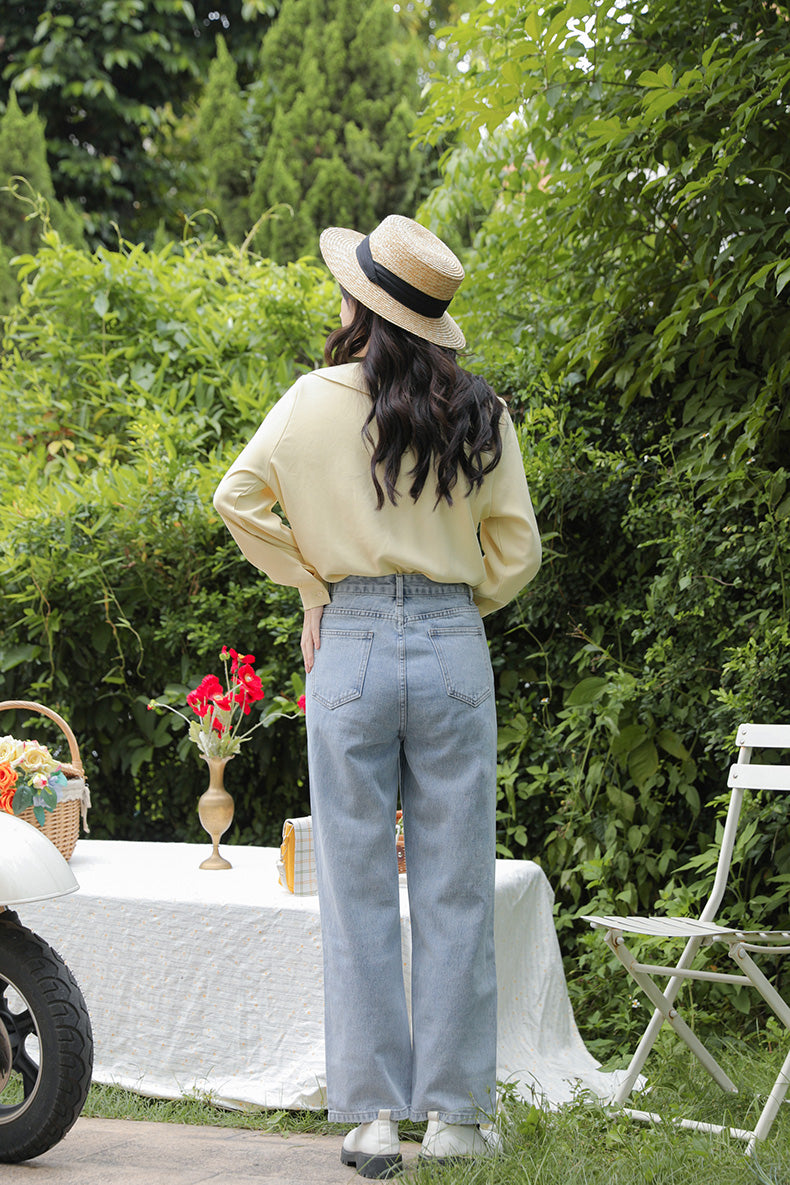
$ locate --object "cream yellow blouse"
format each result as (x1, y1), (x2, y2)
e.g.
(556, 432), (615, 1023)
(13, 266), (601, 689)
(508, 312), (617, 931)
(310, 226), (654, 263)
(213, 362), (541, 616)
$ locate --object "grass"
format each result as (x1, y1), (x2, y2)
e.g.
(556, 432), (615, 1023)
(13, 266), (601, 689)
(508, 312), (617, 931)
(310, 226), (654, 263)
(80, 1032), (790, 1183)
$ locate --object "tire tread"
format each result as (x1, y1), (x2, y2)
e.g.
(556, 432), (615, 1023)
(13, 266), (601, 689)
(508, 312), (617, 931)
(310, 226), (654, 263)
(0, 917), (93, 1163)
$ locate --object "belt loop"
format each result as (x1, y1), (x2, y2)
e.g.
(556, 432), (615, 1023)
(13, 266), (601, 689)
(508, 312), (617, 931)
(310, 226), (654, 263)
(395, 573), (404, 607)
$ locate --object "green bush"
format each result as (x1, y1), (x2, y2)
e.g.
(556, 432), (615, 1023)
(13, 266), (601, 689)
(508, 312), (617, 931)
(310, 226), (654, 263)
(0, 233), (334, 845)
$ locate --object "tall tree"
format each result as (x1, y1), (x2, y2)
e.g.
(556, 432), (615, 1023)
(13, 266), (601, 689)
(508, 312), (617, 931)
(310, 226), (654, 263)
(0, 92), (82, 310)
(248, 0), (426, 261)
(0, 1), (277, 245)
(194, 35), (250, 244)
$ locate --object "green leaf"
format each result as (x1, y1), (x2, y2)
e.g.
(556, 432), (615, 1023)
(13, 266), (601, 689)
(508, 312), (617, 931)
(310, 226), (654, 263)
(566, 677), (608, 706)
(628, 741), (660, 788)
(775, 494), (790, 520)
(524, 11), (541, 42)
(607, 784), (636, 822)
(130, 745), (153, 777)
(627, 824), (645, 851)
(656, 729), (690, 760)
(12, 785), (35, 813)
(776, 265), (790, 296)
(0, 643), (41, 670)
(644, 91), (683, 120)
(638, 63), (674, 89)
(611, 724), (647, 757)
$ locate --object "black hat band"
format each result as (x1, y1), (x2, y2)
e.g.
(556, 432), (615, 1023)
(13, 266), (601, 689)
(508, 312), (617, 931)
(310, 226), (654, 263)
(355, 236), (450, 320)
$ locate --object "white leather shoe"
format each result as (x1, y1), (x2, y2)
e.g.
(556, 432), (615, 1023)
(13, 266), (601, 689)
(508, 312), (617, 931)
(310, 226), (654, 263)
(419, 1111), (503, 1163)
(340, 1109), (402, 1178)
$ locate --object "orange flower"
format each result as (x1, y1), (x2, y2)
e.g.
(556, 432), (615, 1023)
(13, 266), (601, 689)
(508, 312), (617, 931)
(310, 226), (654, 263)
(0, 762), (18, 813)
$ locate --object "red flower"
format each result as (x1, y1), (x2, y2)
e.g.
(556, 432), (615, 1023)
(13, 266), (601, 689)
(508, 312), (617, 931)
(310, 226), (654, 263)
(150, 646), (293, 760)
(186, 695), (208, 719)
(221, 647), (255, 675)
(297, 694), (306, 713)
(233, 664), (264, 715)
(187, 673), (224, 718)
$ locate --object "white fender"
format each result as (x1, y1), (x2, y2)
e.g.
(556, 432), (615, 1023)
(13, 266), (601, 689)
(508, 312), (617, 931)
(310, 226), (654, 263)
(0, 812), (78, 906)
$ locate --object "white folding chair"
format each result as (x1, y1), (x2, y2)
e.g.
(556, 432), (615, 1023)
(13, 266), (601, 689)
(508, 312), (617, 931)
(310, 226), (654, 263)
(588, 722), (790, 1155)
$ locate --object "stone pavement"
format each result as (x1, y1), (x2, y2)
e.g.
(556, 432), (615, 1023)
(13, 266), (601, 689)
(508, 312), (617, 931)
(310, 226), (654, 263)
(2, 1118), (425, 1184)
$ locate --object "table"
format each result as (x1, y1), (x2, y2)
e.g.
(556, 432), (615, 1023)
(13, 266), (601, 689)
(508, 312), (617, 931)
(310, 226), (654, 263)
(20, 841), (623, 1111)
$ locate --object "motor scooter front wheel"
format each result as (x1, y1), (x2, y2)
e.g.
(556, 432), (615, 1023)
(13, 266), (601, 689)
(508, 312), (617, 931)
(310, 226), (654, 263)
(0, 912), (93, 1162)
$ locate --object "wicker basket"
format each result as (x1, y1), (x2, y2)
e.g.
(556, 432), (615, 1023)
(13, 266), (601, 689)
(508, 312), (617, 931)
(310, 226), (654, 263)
(0, 699), (88, 861)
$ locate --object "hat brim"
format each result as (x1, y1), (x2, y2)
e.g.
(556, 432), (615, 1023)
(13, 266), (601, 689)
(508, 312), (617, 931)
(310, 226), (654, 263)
(319, 226), (466, 350)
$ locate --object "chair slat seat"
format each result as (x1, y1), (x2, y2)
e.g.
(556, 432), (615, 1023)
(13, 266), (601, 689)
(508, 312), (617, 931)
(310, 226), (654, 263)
(588, 915), (737, 938)
(588, 915), (790, 942)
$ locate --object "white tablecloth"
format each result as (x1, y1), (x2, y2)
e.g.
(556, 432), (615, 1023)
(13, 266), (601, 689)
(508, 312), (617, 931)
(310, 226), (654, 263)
(19, 841), (621, 1111)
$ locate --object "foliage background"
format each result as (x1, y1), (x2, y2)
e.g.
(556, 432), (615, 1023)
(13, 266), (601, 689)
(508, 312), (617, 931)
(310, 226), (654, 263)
(1, 0), (789, 1062)
(0, 232), (332, 844)
(415, 0), (790, 1051)
(0, 0), (278, 245)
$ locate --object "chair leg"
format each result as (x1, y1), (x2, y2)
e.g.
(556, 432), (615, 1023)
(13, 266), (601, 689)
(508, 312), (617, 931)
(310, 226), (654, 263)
(611, 934), (738, 1094)
(613, 1005), (664, 1104)
(606, 928), (708, 1103)
(747, 1043), (790, 1155)
(726, 941), (790, 1155)
(728, 942), (790, 1029)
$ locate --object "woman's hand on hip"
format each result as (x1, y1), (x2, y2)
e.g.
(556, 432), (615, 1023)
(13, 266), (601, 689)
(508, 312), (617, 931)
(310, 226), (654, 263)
(301, 606), (324, 674)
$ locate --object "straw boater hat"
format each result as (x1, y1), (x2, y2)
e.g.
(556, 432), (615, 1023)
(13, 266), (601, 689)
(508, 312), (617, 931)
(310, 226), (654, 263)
(319, 214), (466, 350)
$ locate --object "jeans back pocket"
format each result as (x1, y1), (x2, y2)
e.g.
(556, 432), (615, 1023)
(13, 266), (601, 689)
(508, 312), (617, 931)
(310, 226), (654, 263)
(428, 625), (493, 707)
(310, 629), (375, 709)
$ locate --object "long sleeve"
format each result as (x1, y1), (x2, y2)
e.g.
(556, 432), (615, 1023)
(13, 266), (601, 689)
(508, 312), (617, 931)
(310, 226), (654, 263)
(473, 413), (541, 617)
(213, 365), (540, 615)
(213, 382), (331, 610)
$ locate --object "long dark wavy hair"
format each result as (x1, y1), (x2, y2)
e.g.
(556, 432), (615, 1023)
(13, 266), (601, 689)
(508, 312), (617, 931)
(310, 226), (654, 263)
(324, 293), (504, 508)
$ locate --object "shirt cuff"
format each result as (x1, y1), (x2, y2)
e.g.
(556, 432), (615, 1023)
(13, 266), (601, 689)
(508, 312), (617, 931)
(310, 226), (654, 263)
(299, 582), (331, 611)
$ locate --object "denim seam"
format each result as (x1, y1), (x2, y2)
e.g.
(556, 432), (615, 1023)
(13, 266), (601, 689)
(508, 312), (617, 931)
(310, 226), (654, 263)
(329, 1107), (412, 1123)
(323, 607), (395, 620)
(409, 1110), (484, 1124)
(332, 579), (468, 595)
(396, 580), (407, 738)
(328, 605), (473, 623)
(405, 606), (481, 622)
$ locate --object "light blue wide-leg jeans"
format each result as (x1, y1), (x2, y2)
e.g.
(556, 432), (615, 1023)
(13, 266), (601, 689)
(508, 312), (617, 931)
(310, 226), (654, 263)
(306, 574), (497, 1124)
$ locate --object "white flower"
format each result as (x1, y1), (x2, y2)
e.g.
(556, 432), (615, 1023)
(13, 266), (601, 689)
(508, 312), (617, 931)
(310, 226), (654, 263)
(17, 741), (57, 775)
(0, 736), (24, 765)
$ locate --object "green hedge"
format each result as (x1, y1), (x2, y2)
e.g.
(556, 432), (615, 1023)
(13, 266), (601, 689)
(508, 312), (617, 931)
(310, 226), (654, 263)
(0, 233), (333, 845)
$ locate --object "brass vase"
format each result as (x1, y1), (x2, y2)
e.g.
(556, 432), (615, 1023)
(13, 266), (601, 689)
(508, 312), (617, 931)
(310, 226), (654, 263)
(198, 755), (234, 870)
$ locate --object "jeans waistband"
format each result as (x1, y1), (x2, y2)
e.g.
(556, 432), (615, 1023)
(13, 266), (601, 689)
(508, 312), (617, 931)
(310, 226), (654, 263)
(330, 575), (473, 603)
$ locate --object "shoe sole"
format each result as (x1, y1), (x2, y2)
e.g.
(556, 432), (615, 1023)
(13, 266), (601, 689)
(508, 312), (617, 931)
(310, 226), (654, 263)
(340, 1148), (403, 1178)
